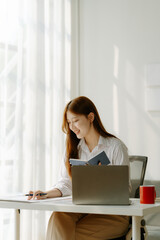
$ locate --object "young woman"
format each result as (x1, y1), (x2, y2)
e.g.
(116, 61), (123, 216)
(28, 96), (130, 240)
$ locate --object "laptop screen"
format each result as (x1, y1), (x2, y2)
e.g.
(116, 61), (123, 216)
(71, 165), (130, 205)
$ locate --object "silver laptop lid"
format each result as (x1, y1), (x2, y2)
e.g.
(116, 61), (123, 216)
(71, 165), (129, 205)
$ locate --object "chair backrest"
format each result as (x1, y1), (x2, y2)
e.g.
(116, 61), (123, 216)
(129, 156), (148, 198)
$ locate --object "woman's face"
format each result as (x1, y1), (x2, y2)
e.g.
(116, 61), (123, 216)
(66, 111), (92, 139)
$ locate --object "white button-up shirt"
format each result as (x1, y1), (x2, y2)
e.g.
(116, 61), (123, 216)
(53, 136), (130, 196)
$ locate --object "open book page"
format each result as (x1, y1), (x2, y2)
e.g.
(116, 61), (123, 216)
(70, 151), (110, 166)
(69, 159), (88, 166)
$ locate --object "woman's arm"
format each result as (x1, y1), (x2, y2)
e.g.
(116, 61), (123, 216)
(52, 152), (72, 196)
(46, 188), (62, 198)
(27, 188), (62, 200)
(28, 151), (71, 200)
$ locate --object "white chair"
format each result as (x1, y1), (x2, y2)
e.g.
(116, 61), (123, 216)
(112, 155), (148, 240)
(129, 155), (148, 198)
(126, 156), (148, 240)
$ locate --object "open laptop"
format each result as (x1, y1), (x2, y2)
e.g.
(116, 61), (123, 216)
(71, 165), (130, 205)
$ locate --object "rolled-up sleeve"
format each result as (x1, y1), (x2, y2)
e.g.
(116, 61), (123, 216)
(112, 141), (132, 192)
(112, 142), (129, 166)
(52, 153), (72, 196)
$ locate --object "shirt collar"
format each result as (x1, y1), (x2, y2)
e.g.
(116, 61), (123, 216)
(77, 135), (108, 151)
(77, 138), (87, 151)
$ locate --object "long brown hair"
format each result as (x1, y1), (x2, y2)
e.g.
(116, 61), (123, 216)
(62, 96), (116, 177)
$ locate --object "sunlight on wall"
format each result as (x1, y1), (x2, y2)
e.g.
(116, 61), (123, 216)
(113, 45), (119, 135)
(113, 45), (119, 79)
(113, 83), (119, 135)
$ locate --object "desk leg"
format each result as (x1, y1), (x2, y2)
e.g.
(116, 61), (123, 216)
(14, 209), (20, 240)
(132, 216), (141, 240)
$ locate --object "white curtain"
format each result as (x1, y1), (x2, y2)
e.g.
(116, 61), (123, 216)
(0, 0), (72, 239)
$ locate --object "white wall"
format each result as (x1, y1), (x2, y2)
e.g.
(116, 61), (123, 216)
(78, 0), (160, 180)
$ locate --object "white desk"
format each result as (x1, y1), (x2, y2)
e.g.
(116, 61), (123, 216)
(0, 197), (160, 240)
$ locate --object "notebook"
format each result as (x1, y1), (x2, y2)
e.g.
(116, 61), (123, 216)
(71, 165), (130, 205)
(69, 151), (110, 166)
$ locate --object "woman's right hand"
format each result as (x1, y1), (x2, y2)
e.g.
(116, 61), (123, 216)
(27, 190), (48, 200)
